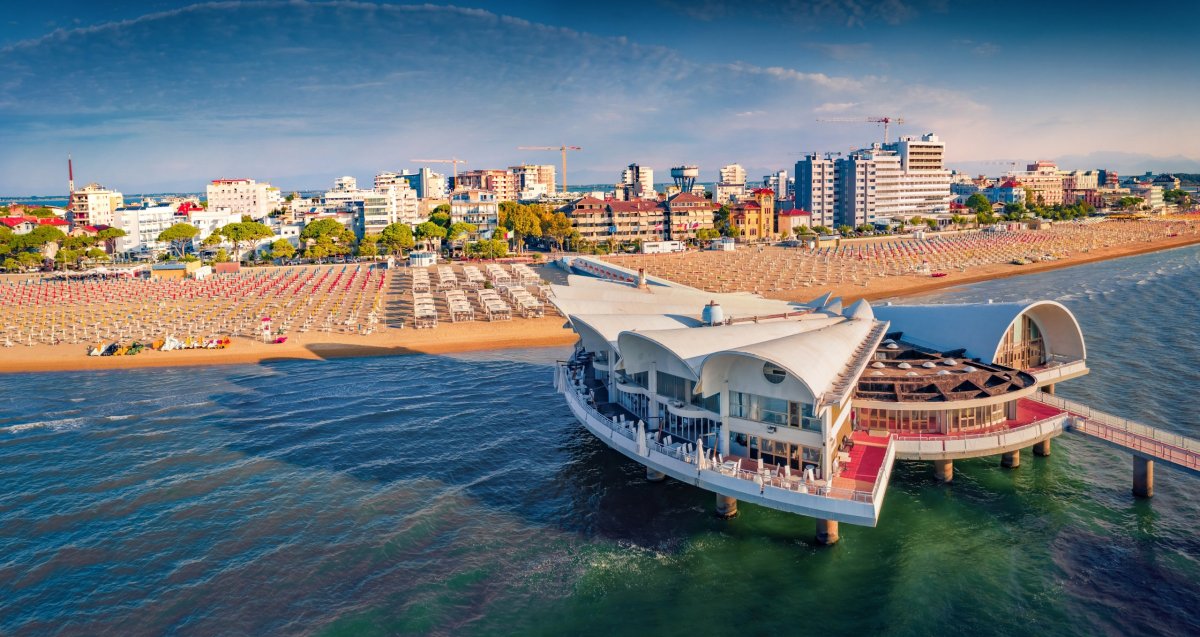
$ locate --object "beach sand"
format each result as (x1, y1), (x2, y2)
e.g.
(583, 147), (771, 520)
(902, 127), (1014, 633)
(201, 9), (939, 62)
(3, 228), (1199, 375)
(0, 317), (577, 374)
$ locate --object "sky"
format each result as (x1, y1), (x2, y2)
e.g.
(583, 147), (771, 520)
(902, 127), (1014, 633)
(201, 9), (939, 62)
(1, 0), (1198, 195)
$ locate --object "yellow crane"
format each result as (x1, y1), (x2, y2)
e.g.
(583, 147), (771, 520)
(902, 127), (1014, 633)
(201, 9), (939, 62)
(516, 145), (581, 194)
(409, 158), (468, 185)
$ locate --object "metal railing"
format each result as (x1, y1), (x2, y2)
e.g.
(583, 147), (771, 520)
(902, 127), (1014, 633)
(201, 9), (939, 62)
(558, 363), (883, 504)
(1030, 392), (1200, 469)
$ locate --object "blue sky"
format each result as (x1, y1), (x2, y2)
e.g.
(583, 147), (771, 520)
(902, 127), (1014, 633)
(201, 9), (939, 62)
(2, 0), (1197, 194)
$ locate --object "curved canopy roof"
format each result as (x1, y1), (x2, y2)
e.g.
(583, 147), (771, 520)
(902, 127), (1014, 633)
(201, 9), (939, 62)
(617, 315), (845, 378)
(874, 301), (1086, 363)
(700, 316), (876, 399)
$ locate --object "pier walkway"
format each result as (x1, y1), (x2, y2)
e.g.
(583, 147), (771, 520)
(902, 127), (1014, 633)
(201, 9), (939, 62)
(1029, 392), (1200, 496)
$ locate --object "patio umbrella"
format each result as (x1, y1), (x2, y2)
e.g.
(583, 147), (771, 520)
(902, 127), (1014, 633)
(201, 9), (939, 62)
(784, 464), (792, 478)
(695, 438), (706, 471)
(637, 421), (647, 457)
(757, 456), (763, 472)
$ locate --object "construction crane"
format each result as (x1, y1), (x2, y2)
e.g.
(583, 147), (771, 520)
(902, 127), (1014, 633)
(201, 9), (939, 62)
(816, 116), (906, 145)
(409, 158), (468, 184)
(516, 145), (581, 194)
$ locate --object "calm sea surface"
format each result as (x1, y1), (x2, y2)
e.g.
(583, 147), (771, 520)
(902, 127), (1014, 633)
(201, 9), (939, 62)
(2, 246), (1199, 636)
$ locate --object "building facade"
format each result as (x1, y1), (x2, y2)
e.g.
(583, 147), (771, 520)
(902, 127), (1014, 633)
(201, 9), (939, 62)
(68, 183), (124, 228)
(618, 164), (656, 200)
(206, 178), (277, 220)
(455, 170), (519, 202)
(113, 205), (176, 255)
(665, 193), (716, 241)
(450, 190), (500, 238)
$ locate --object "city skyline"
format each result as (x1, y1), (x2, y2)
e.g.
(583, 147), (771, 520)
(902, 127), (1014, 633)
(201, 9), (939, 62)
(2, 0), (1198, 194)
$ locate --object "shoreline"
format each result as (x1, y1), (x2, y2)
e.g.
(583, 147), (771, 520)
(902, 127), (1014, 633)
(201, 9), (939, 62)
(3, 233), (1198, 375)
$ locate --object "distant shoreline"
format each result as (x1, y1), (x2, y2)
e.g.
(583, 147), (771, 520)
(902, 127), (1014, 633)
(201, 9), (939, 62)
(2, 232), (1199, 375)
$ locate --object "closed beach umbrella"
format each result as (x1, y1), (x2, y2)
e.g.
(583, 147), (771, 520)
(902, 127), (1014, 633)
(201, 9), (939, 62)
(637, 421), (647, 456)
(696, 438), (705, 471)
(757, 456), (763, 472)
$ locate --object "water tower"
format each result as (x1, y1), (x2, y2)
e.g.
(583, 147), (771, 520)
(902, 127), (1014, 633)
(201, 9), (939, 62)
(671, 165), (699, 193)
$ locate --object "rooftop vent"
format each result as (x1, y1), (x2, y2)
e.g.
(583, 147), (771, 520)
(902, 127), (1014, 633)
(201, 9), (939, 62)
(898, 362), (912, 369)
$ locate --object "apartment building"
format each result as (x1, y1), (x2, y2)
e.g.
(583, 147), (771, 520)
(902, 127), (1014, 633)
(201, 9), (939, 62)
(794, 154), (837, 228)
(509, 164), (557, 198)
(206, 178), (278, 220)
(68, 183), (124, 228)
(560, 197), (667, 244)
(112, 205), (175, 255)
(795, 133), (951, 228)
(1011, 161), (1064, 206)
(665, 192), (716, 241)
(450, 190), (500, 237)
(617, 164), (656, 200)
(455, 170), (519, 202)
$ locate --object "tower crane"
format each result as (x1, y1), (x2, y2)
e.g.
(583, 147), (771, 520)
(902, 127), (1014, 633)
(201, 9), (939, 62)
(816, 116), (906, 145)
(409, 158), (468, 185)
(517, 145), (581, 194)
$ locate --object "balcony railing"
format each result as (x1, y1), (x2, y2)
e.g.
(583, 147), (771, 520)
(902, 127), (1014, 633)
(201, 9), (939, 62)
(559, 363), (886, 505)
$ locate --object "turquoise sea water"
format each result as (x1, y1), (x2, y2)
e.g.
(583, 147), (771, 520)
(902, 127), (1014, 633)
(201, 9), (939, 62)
(2, 246), (1198, 636)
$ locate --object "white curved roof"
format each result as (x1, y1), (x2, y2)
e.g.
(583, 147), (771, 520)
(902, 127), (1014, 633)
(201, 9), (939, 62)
(874, 301), (1086, 363)
(617, 315), (846, 377)
(701, 317), (876, 398)
(570, 314), (704, 350)
(550, 275), (808, 320)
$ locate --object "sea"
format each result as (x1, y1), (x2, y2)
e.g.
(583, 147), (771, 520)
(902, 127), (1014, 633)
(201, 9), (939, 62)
(2, 246), (1198, 636)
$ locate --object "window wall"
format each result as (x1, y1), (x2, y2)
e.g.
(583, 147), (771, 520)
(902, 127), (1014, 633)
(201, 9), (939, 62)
(731, 432), (822, 473)
(854, 402), (1008, 434)
(729, 391), (818, 431)
(995, 315), (1046, 369)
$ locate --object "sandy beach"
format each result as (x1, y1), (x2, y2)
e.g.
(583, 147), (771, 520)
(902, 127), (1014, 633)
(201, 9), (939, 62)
(3, 223), (1199, 375)
(0, 317), (577, 374)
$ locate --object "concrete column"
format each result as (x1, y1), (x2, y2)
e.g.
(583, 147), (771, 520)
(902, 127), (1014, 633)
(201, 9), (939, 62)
(1033, 438), (1051, 457)
(1001, 449), (1020, 468)
(1133, 456), (1153, 498)
(647, 362), (659, 433)
(815, 519), (840, 545)
(1044, 383), (1056, 395)
(646, 467), (666, 482)
(718, 385), (731, 456)
(934, 459), (954, 482)
(715, 494), (738, 519)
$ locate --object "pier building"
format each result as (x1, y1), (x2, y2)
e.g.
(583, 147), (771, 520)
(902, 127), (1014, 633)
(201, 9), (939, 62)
(552, 257), (1199, 544)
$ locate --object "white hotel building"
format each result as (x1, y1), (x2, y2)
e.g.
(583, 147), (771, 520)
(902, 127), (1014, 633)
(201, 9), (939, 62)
(796, 133), (951, 228)
(205, 178), (280, 220)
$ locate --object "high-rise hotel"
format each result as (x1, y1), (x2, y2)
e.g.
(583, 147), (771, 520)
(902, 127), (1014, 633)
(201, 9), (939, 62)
(795, 133), (951, 228)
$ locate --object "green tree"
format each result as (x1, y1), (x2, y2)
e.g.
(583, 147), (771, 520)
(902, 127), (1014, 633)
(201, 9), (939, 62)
(837, 224), (854, 236)
(17, 252), (41, 270)
(464, 239), (509, 259)
(949, 214), (967, 230)
(358, 234), (380, 259)
(214, 248), (230, 263)
(965, 193), (991, 215)
(4, 257), (20, 272)
(541, 212), (573, 251)
(157, 223), (200, 257)
(300, 218), (345, 241)
(447, 222), (477, 243)
(201, 231), (224, 250)
(432, 203), (451, 217)
(220, 221), (274, 261)
(812, 225), (831, 235)
(267, 239), (295, 262)
(695, 227), (720, 241)
(380, 223), (416, 255)
(415, 221), (447, 249)
(429, 211), (451, 229)
(856, 223), (875, 234)
(85, 247), (108, 262)
(925, 218), (939, 230)
(95, 227), (126, 254)
(503, 204), (542, 252)
(27, 207), (56, 219)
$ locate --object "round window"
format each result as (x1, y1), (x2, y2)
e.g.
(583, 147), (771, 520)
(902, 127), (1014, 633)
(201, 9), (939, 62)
(763, 363), (787, 384)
